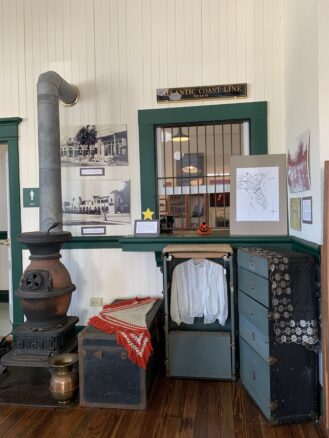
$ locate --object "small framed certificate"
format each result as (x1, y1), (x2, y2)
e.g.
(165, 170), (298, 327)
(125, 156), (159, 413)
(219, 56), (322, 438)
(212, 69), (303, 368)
(302, 196), (313, 224)
(134, 220), (160, 237)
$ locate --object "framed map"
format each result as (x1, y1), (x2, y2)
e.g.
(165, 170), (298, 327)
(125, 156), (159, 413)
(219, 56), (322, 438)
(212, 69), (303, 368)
(230, 154), (288, 236)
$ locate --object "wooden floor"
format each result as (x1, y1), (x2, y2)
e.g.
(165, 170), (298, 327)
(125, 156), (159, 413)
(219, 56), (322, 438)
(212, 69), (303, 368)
(0, 375), (322, 438)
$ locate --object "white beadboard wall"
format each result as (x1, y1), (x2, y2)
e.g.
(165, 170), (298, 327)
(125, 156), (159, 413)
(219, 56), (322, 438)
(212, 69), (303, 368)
(0, 0), (284, 324)
(22, 248), (163, 324)
(282, 0), (321, 245)
(319, 1), (329, 166)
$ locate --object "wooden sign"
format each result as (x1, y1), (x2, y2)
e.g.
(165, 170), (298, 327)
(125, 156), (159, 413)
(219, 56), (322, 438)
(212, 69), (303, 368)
(156, 83), (247, 102)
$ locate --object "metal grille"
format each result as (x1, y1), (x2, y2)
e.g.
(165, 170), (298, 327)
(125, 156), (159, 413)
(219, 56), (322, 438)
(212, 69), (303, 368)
(156, 121), (249, 231)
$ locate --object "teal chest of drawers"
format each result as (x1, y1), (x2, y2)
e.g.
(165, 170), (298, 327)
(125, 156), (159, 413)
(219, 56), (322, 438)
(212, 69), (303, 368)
(237, 247), (319, 424)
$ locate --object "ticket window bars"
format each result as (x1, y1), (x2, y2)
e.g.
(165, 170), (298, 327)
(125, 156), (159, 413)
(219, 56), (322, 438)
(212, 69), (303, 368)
(156, 121), (250, 231)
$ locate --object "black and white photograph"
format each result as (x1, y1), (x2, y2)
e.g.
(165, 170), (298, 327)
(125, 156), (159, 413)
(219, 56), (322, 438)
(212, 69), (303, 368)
(60, 124), (128, 167)
(62, 179), (131, 233)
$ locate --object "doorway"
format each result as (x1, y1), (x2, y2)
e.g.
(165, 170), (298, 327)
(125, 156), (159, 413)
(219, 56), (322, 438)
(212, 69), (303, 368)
(0, 144), (11, 335)
(0, 118), (23, 329)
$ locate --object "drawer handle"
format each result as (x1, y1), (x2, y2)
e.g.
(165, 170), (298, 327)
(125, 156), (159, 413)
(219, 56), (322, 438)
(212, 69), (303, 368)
(251, 332), (256, 341)
(252, 370), (256, 381)
(250, 282), (255, 290)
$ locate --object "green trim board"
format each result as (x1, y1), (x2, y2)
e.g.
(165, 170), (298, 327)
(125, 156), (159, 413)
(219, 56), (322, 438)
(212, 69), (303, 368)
(138, 101), (268, 214)
(62, 234), (320, 256)
(0, 118), (22, 140)
(62, 236), (121, 250)
(63, 234), (292, 252)
(290, 236), (321, 261)
(0, 117), (23, 325)
(119, 234), (290, 267)
(61, 234), (320, 269)
(119, 234), (291, 253)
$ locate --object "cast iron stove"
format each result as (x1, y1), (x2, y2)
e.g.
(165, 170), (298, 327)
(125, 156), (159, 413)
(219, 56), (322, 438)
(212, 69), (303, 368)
(1, 230), (79, 367)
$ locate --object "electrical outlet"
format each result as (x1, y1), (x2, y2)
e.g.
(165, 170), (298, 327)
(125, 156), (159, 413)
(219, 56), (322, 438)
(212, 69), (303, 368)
(90, 297), (103, 306)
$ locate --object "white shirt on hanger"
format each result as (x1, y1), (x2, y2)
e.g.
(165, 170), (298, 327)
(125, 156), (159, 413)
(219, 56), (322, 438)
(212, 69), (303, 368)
(170, 259), (228, 326)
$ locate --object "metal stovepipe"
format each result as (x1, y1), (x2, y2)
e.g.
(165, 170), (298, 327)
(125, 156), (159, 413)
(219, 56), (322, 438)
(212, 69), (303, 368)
(37, 71), (79, 232)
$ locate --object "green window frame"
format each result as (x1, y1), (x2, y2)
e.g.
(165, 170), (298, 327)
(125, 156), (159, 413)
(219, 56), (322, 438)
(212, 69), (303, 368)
(138, 101), (268, 215)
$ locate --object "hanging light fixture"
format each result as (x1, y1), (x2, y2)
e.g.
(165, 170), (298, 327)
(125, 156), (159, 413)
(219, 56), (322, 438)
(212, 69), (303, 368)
(182, 165), (198, 174)
(172, 127), (189, 142)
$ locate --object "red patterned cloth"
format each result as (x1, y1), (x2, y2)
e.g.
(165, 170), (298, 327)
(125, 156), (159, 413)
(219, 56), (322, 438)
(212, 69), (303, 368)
(88, 297), (158, 369)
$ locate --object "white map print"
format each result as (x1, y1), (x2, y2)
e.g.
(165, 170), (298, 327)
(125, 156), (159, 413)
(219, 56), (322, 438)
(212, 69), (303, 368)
(236, 166), (280, 221)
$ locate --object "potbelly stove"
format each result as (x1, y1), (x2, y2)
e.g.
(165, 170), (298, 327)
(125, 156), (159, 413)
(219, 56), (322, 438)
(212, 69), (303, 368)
(1, 72), (80, 371)
(1, 230), (79, 367)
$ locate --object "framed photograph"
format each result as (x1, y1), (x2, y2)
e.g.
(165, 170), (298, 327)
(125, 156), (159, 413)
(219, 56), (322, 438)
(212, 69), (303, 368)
(61, 124), (128, 167)
(230, 154), (288, 236)
(62, 179), (131, 236)
(290, 198), (302, 231)
(134, 220), (160, 237)
(302, 196), (313, 224)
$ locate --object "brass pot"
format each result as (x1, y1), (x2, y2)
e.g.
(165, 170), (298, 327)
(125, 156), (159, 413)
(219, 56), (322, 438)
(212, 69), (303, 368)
(49, 353), (79, 403)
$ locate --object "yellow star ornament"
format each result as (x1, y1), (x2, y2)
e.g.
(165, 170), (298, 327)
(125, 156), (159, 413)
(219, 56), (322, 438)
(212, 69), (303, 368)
(142, 208), (154, 220)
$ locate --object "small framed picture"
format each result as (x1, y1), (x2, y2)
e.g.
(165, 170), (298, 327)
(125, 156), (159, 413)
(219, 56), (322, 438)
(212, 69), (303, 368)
(302, 196), (313, 224)
(290, 198), (301, 231)
(134, 220), (160, 237)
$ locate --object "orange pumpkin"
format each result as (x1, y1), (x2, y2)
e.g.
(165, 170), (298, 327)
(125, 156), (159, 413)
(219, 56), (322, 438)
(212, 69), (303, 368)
(197, 222), (211, 236)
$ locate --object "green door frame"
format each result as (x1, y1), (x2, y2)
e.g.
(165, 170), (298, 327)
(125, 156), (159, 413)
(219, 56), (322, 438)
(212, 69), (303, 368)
(0, 118), (23, 325)
(138, 101), (268, 214)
